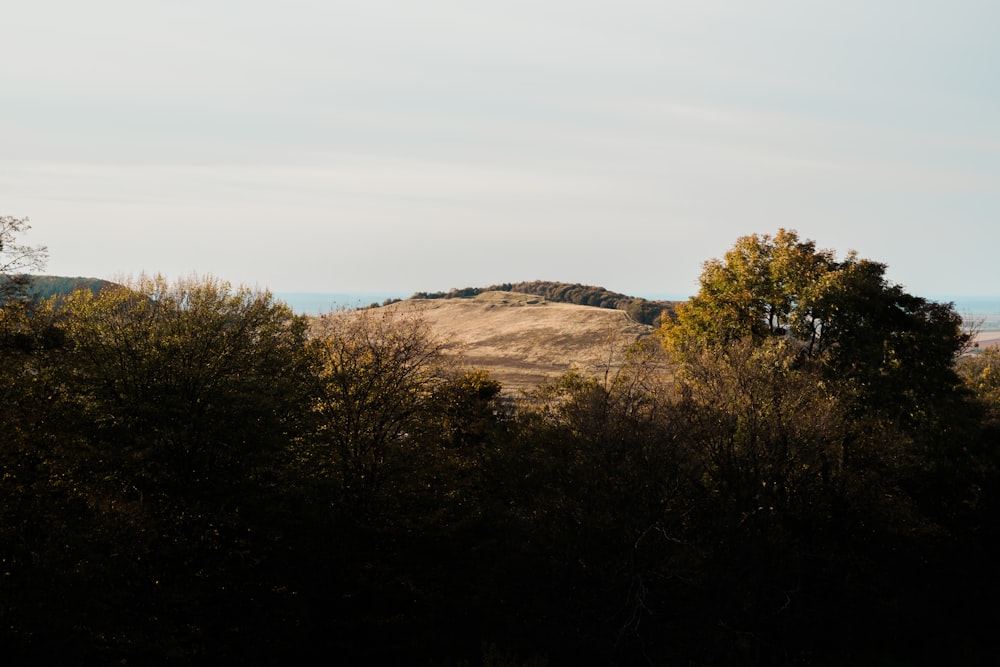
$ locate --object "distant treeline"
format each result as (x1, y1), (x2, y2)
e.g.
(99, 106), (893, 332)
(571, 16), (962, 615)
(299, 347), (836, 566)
(410, 280), (677, 325)
(22, 275), (115, 300)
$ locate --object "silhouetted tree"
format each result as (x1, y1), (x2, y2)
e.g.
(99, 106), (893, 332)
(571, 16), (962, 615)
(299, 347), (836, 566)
(306, 308), (447, 519)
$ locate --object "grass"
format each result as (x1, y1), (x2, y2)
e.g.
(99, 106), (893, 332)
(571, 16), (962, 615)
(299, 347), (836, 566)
(381, 291), (654, 393)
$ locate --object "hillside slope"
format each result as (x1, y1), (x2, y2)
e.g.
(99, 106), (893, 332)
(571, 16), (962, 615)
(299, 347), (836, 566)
(380, 291), (653, 392)
(411, 280), (676, 325)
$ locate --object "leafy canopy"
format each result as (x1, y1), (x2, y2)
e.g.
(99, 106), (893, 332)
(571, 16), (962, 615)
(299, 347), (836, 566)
(661, 229), (969, 428)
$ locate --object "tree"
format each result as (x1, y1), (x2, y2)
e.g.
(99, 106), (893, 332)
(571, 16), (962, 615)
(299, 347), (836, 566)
(422, 368), (505, 450)
(672, 338), (845, 517)
(662, 229), (835, 349)
(59, 274), (311, 502)
(306, 307), (447, 518)
(959, 345), (1000, 412)
(1, 274), (315, 661)
(1, 215), (48, 303)
(662, 229), (969, 430)
(651, 230), (992, 662)
(488, 341), (690, 662)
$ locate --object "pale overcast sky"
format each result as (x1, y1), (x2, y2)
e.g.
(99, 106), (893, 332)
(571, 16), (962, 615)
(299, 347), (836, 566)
(3, 0), (999, 297)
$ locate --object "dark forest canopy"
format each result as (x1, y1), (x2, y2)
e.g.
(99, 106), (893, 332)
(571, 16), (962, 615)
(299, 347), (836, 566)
(410, 280), (677, 325)
(3, 222), (1000, 665)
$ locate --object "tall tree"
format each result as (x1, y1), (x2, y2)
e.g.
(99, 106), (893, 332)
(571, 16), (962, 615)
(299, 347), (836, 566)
(306, 308), (447, 518)
(662, 229), (969, 430)
(663, 229), (836, 348)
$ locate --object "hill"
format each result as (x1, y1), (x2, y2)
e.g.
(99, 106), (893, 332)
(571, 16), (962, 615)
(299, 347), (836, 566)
(410, 280), (677, 326)
(0, 274), (115, 305)
(356, 290), (655, 393)
(24, 275), (116, 300)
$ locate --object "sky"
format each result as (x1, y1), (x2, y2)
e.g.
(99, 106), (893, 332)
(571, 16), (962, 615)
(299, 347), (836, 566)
(3, 0), (999, 298)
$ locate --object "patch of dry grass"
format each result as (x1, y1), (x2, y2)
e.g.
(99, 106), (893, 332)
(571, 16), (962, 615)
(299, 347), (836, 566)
(320, 291), (654, 393)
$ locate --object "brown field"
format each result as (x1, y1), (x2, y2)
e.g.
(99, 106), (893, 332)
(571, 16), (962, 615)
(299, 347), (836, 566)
(342, 291), (655, 393)
(974, 332), (1000, 348)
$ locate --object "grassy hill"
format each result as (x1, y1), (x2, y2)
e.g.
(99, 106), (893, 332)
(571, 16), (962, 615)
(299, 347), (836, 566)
(411, 280), (676, 325)
(364, 290), (656, 393)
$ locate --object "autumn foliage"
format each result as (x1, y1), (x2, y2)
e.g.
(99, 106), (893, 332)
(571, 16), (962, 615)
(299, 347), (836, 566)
(2, 227), (998, 665)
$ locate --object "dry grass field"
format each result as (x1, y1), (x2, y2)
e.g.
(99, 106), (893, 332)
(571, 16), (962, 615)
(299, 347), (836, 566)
(326, 291), (655, 393)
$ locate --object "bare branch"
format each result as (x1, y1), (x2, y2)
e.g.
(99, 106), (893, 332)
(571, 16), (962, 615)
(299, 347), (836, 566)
(1, 215), (49, 302)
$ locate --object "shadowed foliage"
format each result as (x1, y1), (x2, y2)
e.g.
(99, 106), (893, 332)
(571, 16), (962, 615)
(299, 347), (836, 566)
(2, 222), (998, 665)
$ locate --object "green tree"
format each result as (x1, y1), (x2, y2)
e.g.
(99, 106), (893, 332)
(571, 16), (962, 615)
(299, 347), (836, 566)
(60, 275), (311, 501)
(661, 334), (955, 663)
(654, 230), (993, 662)
(959, 345), (1000, 413)
(662, 229), (835, 349)
(1, 275), (314, 661)
(662, 229), (969, 430)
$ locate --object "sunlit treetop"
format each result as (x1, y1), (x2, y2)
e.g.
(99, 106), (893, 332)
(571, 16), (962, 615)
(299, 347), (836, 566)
(661, 229), (970, 428)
